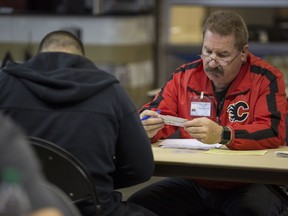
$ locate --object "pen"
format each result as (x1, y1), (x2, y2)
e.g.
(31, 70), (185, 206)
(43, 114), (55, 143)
(141, 110), (161, 121)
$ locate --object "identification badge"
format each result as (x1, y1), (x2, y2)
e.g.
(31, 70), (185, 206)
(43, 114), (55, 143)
(190, 92), (213, 117)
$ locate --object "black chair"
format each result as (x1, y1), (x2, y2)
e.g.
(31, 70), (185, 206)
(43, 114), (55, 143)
(28, 137), (102, 216)
(43, 182), (82, 216)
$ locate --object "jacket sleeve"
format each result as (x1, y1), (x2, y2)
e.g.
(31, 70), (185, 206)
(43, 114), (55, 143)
(112, 92), (155, 189)
(140, 69), (188, 142)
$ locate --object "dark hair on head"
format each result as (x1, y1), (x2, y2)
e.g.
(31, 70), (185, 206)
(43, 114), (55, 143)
(38, 30), (85, 56)
(202, 10), (249, 51)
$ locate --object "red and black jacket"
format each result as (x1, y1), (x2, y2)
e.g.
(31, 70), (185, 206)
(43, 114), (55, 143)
(142, 53), (287, 150)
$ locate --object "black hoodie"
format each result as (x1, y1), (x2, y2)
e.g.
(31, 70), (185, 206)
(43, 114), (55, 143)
(0, 52), (155, 216)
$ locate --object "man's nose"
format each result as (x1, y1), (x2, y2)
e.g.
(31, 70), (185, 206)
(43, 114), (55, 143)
(208, 58), (218, 68)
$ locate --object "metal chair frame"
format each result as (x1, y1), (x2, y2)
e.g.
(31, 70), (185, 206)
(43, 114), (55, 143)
(29, 136), (102, 215)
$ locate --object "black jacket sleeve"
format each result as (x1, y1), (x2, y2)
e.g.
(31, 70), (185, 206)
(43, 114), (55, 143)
(112, 92), (155, 189)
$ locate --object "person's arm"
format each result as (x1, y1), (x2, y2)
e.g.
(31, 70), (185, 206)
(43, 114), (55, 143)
(112, 89), (155, 189)
(140, 71), (186, 142)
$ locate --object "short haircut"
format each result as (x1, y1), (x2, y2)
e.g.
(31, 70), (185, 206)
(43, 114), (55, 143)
(202, 10), (249, 51)
(38, 30), (85, 56)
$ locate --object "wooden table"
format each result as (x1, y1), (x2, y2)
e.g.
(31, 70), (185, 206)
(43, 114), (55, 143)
(152, 143), (288, 185)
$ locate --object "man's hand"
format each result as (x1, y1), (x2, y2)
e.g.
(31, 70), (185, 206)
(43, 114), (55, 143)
(183, 117), (222, 144)
(140, 110), (164, 139)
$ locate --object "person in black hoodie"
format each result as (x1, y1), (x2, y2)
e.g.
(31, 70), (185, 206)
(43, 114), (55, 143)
(0, 30), (157, 216)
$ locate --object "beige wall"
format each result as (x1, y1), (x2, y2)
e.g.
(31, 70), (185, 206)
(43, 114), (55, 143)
(0, 15), (155, 108)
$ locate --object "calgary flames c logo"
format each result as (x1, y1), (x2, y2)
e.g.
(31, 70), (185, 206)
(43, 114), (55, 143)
(227, 101), (249, 122)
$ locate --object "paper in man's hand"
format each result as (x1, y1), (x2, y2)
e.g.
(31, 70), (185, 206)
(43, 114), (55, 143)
(159, 115), (188, 127)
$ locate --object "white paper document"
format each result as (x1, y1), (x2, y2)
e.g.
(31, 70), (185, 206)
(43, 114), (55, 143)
(159, 139), (222, 150)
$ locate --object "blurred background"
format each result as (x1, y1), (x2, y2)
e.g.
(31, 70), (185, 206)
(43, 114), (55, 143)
(1, 0), (288, 108)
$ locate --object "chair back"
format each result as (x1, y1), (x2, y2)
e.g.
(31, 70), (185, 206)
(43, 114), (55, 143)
(28, 137), (102, 215)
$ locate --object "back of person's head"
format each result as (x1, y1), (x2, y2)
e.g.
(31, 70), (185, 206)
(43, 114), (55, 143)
(38, 30), (85, 56)
(202, 10), (249, 51)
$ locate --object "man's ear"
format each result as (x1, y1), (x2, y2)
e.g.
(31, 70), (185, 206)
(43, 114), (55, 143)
(241, 45), (249, 62)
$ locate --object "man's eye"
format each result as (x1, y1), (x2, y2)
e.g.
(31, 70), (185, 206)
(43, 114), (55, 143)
(218, 54), (228, 58)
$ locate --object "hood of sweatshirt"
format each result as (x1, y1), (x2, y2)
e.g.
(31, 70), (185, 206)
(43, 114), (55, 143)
(3, 52), (119, 104)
